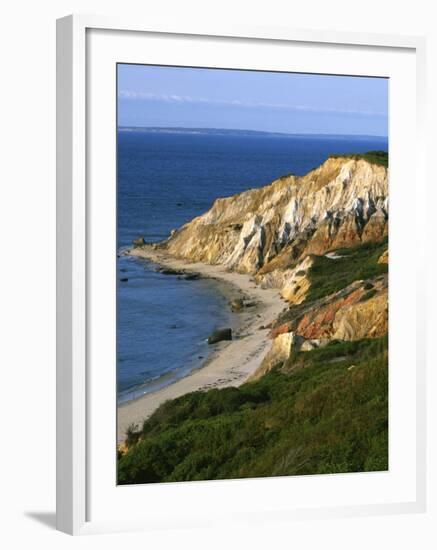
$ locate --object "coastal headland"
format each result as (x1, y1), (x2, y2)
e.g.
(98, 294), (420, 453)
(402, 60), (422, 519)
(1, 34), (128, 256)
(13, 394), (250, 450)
(118, 153), (389, 443)
(117, 153), (389, 482)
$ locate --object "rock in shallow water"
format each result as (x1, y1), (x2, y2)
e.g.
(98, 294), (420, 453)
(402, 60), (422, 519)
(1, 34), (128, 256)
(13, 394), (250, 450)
(208, 328), (232, 345)
(181, 273), (201, 281)
(156, 266), (184, 276)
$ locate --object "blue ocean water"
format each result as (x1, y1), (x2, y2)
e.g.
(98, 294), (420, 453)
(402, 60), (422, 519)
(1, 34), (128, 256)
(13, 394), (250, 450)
(117, 130), (388, 402)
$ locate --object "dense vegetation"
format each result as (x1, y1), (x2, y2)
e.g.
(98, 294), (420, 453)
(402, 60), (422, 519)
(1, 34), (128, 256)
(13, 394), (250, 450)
(306, 237), (388, 302)
(329, 150), (388, 168)
(118, 336), (388, 484)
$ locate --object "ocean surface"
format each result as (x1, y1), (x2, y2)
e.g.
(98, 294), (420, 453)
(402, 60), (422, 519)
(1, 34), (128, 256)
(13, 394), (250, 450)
(117, 130), (388, 403)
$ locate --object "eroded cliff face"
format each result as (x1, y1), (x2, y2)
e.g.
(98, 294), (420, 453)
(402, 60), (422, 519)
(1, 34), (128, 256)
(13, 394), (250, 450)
(251, 275), (388, 380)
(162, 157), (388, 280)
(257, 255), (314, 304)
(249, 332), (304, 381)
(135, 155), (389, 381)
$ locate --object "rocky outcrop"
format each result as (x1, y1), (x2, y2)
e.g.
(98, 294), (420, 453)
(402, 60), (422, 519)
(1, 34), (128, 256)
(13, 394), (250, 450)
(249, 332), (304, 381)
(256, 255), (314, 304)
(378, 249), (389, 264)
(300, 338), (330, 351)
(295, 286), (366, 339)
(269, 274), (387, 338)
(251, 278), (388, 378)
(332, 290), (388, 340)
(158, 157), (388, 274)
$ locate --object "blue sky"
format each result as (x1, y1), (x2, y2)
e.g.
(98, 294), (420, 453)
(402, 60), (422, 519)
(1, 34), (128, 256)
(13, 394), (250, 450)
(118, 64), (388, 136)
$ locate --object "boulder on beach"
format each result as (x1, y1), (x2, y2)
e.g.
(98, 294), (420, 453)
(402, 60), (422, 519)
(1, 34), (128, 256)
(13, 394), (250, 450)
(230, 298), (244, 312)
(208, 328), (232, 345)
(229, 298), (256, 312)
(132, 236), (146, 248)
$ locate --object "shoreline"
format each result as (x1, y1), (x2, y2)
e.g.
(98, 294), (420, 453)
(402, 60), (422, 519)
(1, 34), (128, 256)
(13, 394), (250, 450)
(117, 264), (245, 407)
(117, 246), (285, 443)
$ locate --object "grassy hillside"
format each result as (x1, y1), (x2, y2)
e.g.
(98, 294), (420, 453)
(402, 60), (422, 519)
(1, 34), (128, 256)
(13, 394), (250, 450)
(118, 336), (388, 484)
(306, 237), (388, 302)
(329, 150), (388, 168)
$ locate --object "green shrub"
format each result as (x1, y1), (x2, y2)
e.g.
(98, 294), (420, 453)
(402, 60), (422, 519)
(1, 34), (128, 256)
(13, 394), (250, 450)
(306, 238), (388, 302)
(329, 150), (388, 168)
(118, 336), (388, 484)
(125, 423), (141, 447)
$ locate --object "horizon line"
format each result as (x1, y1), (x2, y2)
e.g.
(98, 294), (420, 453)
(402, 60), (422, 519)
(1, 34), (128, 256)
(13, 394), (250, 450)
(117, 125), (388, 139)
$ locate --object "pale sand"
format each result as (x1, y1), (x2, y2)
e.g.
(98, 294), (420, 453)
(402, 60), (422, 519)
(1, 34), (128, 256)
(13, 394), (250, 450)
(117, 246), (286, 443)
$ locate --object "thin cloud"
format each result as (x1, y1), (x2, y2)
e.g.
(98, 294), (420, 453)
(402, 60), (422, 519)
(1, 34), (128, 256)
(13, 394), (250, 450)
(118, 90), (387, 117)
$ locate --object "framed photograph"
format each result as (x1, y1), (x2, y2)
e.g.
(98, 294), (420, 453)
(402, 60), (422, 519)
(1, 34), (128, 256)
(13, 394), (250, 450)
(56, 15), (427, 535)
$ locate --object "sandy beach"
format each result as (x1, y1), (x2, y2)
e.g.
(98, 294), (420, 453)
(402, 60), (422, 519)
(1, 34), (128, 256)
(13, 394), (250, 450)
(117, 246), (285, 442)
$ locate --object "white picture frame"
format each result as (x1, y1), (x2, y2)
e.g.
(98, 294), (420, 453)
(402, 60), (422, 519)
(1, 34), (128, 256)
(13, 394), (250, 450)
(56, 14), (427, 535)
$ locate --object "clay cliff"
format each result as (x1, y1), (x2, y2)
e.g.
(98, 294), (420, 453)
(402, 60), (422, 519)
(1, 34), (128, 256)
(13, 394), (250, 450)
(138, 153), (389, 381)
(162, 156), (388, 275)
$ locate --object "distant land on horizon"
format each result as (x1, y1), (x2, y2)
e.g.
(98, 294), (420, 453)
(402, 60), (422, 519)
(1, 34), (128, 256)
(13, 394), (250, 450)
(118, 126), (388, 140)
